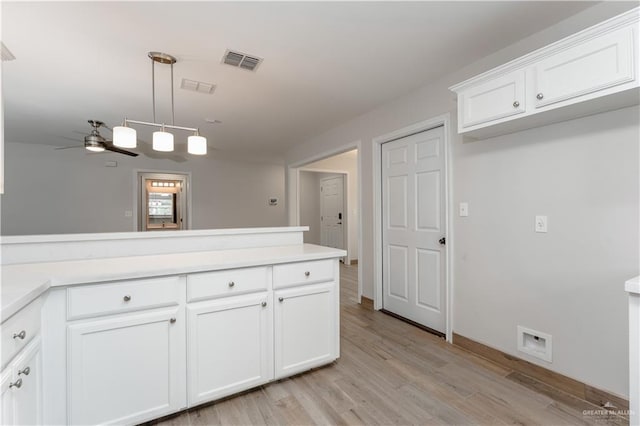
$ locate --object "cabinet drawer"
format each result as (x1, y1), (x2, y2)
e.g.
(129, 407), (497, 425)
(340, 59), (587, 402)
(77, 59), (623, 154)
(1, 297), (42, 369)
(533, 26), (635, 109)
(67, 276), (181, 320)
(460, 69), (526, 128)
(273, 259), (335, 289)
(187, 267), (269, 302)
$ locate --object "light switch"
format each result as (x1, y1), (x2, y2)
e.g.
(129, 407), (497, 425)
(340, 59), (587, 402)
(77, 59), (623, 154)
(535, 215), (548, 233)
(124, 210), (133, 217)
(459, 202), (469, 217)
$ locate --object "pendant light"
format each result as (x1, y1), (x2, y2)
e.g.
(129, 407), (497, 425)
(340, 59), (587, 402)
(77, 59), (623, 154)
(113, 52), (207, 155)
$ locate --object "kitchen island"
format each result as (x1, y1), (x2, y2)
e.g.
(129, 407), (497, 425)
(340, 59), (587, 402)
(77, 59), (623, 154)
(1, 227), (345, 425)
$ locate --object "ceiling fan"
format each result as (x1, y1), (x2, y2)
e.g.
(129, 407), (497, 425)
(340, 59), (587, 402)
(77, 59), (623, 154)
(56, 120), (139, 157)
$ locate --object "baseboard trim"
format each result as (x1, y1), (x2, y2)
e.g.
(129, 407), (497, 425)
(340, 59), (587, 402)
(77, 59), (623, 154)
(360, 296), (373, 310)
(452, 332), (629, 411)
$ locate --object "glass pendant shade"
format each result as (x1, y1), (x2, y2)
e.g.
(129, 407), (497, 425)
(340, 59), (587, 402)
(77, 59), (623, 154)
(113, 126), (137, 148)
(153, 131), (174, 152)
(187, 135), (207, 155)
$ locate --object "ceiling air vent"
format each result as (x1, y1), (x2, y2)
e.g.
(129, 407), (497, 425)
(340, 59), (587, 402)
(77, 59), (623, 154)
(222, 49), (262, 72)
(1, 42), (15, 61)
(180, 78), (216, 95)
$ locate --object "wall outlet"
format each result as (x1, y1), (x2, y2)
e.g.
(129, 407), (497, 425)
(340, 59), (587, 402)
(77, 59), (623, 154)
(535, 215), (548, 233)
(459, 202), (469, 217)
(517, 326), (552, 362)
(124, 210), (133, 217)
(104, 160), (118, 167)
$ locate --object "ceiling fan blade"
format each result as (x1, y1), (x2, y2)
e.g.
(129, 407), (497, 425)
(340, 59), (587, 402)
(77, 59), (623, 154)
(104, 143), (139, 157)
(54, 145), (83, 150)
(136, 140), (187, 163)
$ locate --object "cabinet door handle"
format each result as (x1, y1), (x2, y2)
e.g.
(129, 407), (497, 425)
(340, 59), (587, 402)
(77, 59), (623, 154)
(261, 301), (267, 307)
(536, 93), (544, 100)
(278, 297), (284, 302)
(304, 271), (310, 277)
(18, 367), (30, 376)
(170, 318), (177, 324)
(513, 100), (520, 108)
(9, 378), (22, 389)
(228, 281), (235, 287)
(13, 330), (26, 340)
(123, 295), (131, 302)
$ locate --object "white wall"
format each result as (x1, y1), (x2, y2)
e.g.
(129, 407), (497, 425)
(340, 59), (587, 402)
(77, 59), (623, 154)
(1, 142), (287, 235)
(302, 150), (358, 260)
(284, 2), (638, 398)
(299, 171), (321, 244)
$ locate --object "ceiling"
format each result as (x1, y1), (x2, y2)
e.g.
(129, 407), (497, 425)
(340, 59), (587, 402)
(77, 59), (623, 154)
(2, 1), (597, 158)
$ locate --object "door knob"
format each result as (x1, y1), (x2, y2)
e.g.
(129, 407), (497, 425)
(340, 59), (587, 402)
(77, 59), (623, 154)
(439, 237), (446, 245)
(123, 295), (131, 302)
(13, 330), (26, 340)
(536, 93), (544, 100)
(9, 379), (22, 389)
(18, 367), (30, 376)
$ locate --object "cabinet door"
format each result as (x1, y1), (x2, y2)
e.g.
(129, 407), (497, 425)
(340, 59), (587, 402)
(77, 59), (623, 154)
(1, 367), (14, 425)
(68, 308), (186, 426)
(533, 26), (635, 108)
(187, 293), (273, 406)
(460, 69), (526, 128)
(1, 337), (42, 426)
(12, 338), (42, 426)
(274, 282), (336, 379)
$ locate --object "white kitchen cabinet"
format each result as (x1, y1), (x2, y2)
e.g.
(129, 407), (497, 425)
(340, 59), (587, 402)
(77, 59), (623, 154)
(67, 307), (186, 426)
(274, 282), (337, 379)
(459, 70), (526, 129)
(532, 26), (635, 109)
(187, 292), (273, 406)
(1, 337), (42, 426)
(450, 7), (639, 138)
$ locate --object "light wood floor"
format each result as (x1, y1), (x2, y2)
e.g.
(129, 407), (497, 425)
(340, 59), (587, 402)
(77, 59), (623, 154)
(153, 264), (627, 426)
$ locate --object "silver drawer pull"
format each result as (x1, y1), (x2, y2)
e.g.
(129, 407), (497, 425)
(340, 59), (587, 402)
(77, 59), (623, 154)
(170, 318), (177, 324)
(13, 330), (26, 340)
(228, 281), (235, 288)
(512, 100), (520, 108)
(261, 301), (267, 307)
(18, 367), (30, 376)
(9, 379), (22, 389)
(123, 295), (131, 302)
(278, 297), (284, 302)
(536, 93), (544, 100)
(304, 271), (310, 277)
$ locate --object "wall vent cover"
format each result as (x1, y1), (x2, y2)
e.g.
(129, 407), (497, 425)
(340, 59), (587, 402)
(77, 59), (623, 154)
(180, 78), (216, 95)
(222, 49), (263, 72)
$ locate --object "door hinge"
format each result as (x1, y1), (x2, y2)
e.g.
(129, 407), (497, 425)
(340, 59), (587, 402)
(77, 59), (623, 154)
(439, 237), (446, 245)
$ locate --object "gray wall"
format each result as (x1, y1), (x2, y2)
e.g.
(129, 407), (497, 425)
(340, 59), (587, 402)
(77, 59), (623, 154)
(284, 2), (637, 398)
(1, 142), (287, 235)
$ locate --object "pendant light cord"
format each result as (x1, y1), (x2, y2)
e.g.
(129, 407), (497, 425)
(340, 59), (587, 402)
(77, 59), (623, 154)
(151, 56), (156, 123)
(171, 62), (175, 125)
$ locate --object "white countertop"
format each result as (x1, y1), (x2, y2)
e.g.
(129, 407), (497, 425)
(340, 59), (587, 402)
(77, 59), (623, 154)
(626, 275), (640, 295)
(1, 243), (345, 323)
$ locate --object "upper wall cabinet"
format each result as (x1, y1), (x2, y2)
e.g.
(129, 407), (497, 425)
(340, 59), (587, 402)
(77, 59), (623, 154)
(450, 7), (639, 139)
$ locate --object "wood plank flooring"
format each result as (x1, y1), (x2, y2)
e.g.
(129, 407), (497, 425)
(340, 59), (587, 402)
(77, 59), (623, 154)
(153, 264), (627, 426)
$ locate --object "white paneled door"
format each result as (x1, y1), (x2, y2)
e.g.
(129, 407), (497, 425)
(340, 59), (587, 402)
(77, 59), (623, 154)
(320, 176), (345, 251)
(382, 126), (446, 333)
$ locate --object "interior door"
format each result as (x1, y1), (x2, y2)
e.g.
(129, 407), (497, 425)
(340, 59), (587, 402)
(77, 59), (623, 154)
(382, 126), (446, 333)
(320, 176), (344, 250)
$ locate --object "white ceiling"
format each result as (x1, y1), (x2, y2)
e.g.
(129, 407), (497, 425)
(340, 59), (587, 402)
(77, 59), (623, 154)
(2, 1), (596, 158)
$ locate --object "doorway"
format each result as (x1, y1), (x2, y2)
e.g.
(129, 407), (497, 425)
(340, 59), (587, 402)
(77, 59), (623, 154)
(138, 172), (190, 231)
(320, 175), (345, 251)
(381, 125), (446, 335)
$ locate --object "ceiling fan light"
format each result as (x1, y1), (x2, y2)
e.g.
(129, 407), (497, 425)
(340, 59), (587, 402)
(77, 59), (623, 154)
(113, 125), (137, 148)
(85, 145), (105, 153)
(153, 131), (174, 152)
(188, 135), (207, 155)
